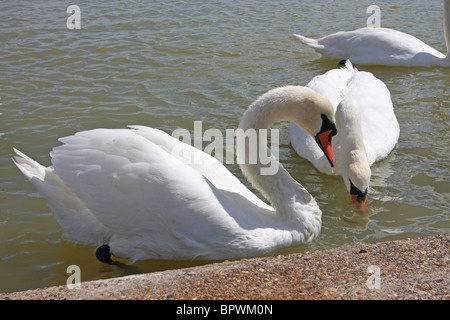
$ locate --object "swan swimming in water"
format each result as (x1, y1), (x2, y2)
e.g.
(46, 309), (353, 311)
(289, 60), (399, 211)
(13, 86), (337, 262)
(294, 0), (450, 67)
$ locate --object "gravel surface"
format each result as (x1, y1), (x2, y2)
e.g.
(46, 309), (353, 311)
(1, 234), (448, 300)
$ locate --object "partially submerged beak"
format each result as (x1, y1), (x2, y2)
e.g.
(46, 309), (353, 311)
(349, 179), (368, 212)
(352, 194), (367, 212)
(316, 129), (335, 167)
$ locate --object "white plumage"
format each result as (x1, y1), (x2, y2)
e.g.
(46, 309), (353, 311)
(289, 60), (399, 209)
(294, 0), (450, 67)
(13, 86), (337, 262)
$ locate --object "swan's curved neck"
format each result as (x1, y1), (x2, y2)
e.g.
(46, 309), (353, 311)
(236, 86), (323, 218)
(335, 99), (366, 152)
(334, 99), (370, 170)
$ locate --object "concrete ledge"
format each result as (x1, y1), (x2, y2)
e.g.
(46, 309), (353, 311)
(1, 234), (448, 300)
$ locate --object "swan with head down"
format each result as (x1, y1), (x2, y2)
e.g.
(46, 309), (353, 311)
(13, 86), (337, 262)
(290, 60), (399, 211)
(294, 0), (450, 67)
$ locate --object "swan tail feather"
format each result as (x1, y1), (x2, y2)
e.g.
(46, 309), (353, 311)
(341, 59), (358, 79)
(12, 148), (46, 181)
(293, 34), (323, 49)
(343, 59), (358, 73)
(12, 149), (112, 247)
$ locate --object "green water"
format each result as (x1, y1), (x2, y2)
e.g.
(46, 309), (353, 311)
(1, 0), (449, 293)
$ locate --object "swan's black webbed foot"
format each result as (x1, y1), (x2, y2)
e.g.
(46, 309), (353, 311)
(96, 244), (113, 264)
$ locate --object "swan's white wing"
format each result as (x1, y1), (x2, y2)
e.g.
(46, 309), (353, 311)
(341, 71), (400, 164)
(127, 125), (272, 210)
(296, 28), (445, 66)
(13, 148), (112, 247)
(47, 128), (276, 260)
(305, 65), (354, 107)
(50, 129), (219, 239)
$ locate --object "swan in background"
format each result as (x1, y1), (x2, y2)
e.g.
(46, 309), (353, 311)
(294, 0), (450, 66)
(289, 60), (399, 211)
(13, 86), (337, 262)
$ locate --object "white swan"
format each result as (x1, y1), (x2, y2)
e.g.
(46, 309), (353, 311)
(289, 61), (399, 211)
(294, 0), (450, 66)
(13, 86), (337, 262)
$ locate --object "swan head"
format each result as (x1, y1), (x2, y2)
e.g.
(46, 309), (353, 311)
(241, 86), (337, 168)
(344, 158), (371, 212)
(336, 99), (371, 212)
(287, 86), (337, 167)
(314, 113), (337, 167)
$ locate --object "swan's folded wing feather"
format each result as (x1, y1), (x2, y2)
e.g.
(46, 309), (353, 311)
(51, 129), (213, 235)
(128, 125), (272, 210)
(306, 64), (354, 109)
(49, 128), (273, 248)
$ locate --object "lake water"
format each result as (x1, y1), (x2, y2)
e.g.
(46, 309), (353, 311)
(1, 0), (449, 293)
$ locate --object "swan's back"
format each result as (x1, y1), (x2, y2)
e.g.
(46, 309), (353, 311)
(15, 126), (298, 260)
(48, 128), (243, 258)
(295, 27), (446, 66)
(290, 61), (399, 173)
(305, 64), (354, 106)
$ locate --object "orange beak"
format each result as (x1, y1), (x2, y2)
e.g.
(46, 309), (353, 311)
(316, 129), (335, 167)
(352, 194), (367, 212)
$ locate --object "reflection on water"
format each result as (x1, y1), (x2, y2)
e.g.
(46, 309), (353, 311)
(0, 0), (449, 293)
